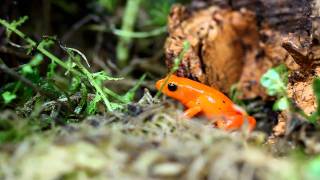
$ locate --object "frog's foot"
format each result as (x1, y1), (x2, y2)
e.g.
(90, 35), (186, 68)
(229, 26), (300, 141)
(214, 114), (256, 131)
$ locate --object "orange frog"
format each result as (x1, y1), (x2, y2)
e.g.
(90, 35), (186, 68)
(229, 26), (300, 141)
(156, 75), (256, 131)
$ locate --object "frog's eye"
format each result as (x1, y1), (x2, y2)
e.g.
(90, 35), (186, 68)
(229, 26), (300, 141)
(168, 83), (178, 91)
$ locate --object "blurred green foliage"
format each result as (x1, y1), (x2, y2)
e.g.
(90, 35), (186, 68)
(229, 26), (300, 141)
(144, 0), (175, 26)
(97, 0), (118, 12)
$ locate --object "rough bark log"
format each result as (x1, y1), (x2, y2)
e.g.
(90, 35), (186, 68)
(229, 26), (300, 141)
(164, 0), (318, 101)
(192, 0), (313, 34)
(165, 4), (291, 98)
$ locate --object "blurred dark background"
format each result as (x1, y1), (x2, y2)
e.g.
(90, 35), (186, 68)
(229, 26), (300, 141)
(0, 0), (190, 78)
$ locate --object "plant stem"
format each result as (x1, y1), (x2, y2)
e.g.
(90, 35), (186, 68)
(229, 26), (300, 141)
(116, 0), (142, 67)
(154, 41), (190, 99)
(103, 88), (127, 103)
(74, 59), (113, 111)
(0, 18), (82, 77)
(112, 26), (167, 38)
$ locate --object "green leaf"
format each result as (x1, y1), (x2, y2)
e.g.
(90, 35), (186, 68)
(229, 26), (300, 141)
(21, 54), (43, 75)
(274, 64), (288, 84)
(1, 91), (17, 104)
(273, 97), (290, 111)
(260, 65), (287, 96)
(21, 65), (33, 74)
(29, 54), (44, 66)
(86, 93), (102, 115)
(69, 77), (81, 92)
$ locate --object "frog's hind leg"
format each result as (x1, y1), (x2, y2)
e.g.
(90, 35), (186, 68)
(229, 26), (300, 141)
(215, 114), (256, 131)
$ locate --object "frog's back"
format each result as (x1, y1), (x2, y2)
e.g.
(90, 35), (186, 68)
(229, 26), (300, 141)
(175, 76), (236, 114)
(177, 76), (234, 105)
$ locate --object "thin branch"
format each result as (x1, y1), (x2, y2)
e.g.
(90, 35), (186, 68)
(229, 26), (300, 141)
(0, 46), (31, 59)
(0, 64), (56, 98)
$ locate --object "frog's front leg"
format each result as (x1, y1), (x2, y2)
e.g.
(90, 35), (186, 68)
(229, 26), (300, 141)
(183, 101), (202, 118)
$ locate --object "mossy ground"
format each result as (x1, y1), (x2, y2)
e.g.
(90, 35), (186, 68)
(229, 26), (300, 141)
(0, 99), (315, 180)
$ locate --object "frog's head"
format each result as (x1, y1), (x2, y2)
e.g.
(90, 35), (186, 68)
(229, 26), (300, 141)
(156, 75), (201, 104)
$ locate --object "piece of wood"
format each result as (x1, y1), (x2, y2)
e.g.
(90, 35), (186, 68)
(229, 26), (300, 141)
(165, 0), (317, 100)
(192, 0), (312, 34)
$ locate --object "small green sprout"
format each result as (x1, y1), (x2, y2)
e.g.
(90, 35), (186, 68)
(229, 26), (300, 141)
(260, 64), (289, 111)
(260, 64), (287, 96)
(155, 40), (190, 99)
(260, 65), (320, 123)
